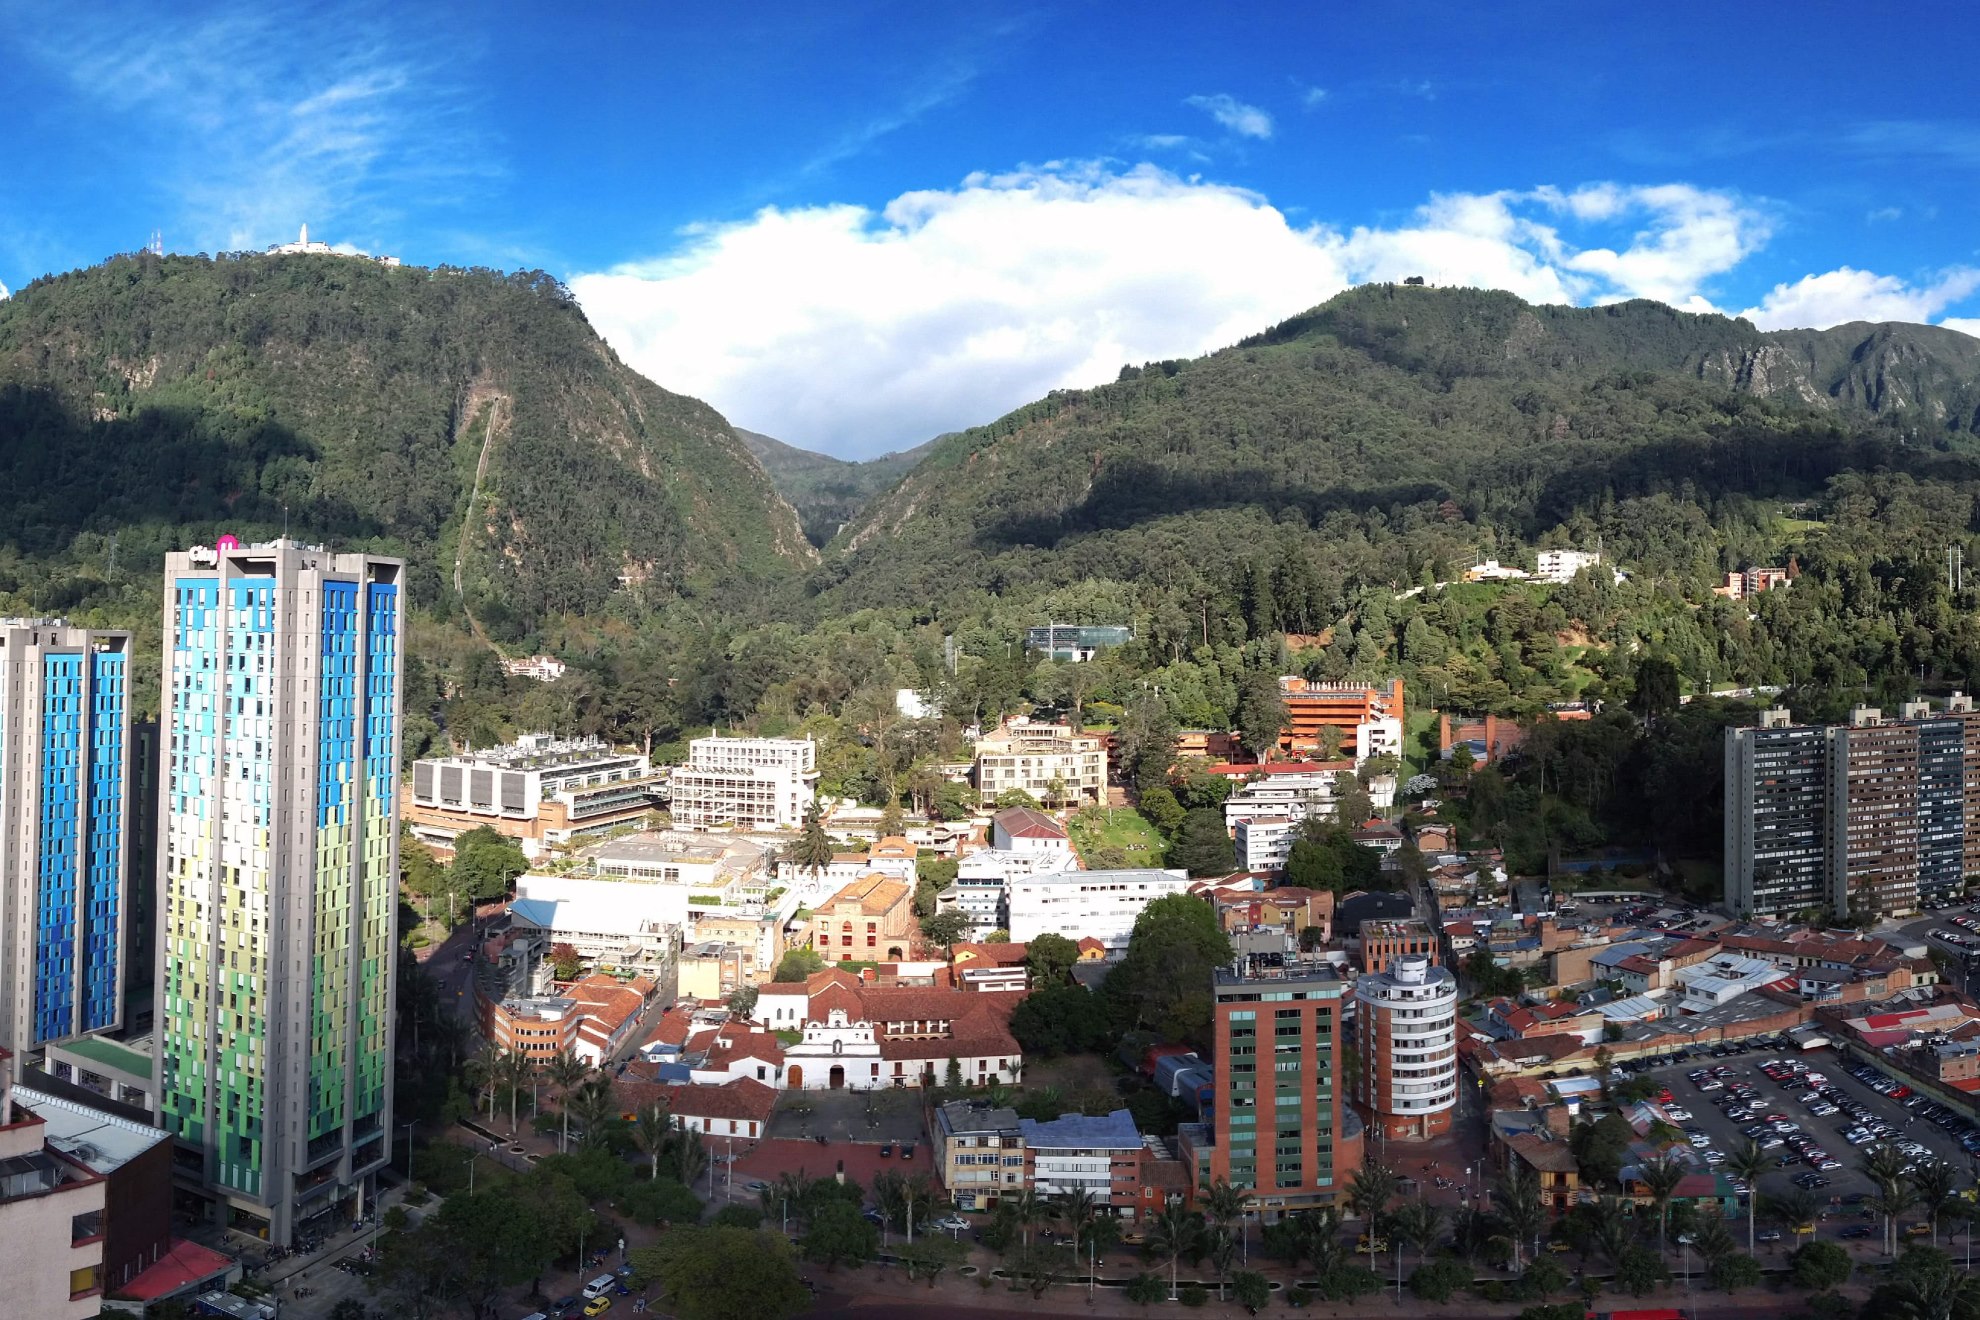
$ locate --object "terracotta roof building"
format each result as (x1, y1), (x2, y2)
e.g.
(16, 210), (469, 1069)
(807, 874), (916, 964)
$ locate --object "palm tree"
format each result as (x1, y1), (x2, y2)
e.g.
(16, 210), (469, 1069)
(1863, 1146), (1915, 1258)
(669, 1126), (710, 1188)
(1206, 1221), (1239, 1300)
(1724, 1139), (1771, 1254)
(1871, 1182), (1922, 1260)
(1495, 1163), (1546, 1272)
(543, 1050), (591, 1154)
(1346, 1162), (1400, 1236)
(489, 1050), (535, 1134)
(1635, 1154), (1688, 1262)
(630, 1102), (672, 1181)
(461, 1054), (494, 1120)
(1913, 1162), (1959, 1248)
(1059, 1188), (1101, 1261)
(566, 1076), (618, 1150)
(1006, 1188), (1053, 1249)
(1449, 1204), (1492, 1266)
(1148, 1202), (1203, 1302)
(1590, 1194), (1633, 1269)
(1391, 1199), (1446, 1269)
(1200, 1177), (1247, 1268)
(1691, 1218), (1737, 1264)
(901, 1173), (939, 1241)
(763, 1169), (810, 1232)
(1764, 1187), (1820, 1241)
(1887, 1267), (1980, 1320)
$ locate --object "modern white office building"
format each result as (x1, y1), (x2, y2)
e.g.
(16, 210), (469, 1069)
(404, 733), (659, 859)
(0, 620), (133, 1076)
(668, 735), (818, 830)
(155, 539), (402, 1246)
(1006, 868), (1192, 950)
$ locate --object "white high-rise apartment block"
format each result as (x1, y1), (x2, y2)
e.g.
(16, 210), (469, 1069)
(1007, 868), (1191, 951)
(1352, 953), (1459, 1141)
(156, 539), (402, 1247)
(669, 735), (817, 830)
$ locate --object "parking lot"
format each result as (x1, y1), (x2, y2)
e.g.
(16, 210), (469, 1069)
(1622, 1042), (1980, 1243)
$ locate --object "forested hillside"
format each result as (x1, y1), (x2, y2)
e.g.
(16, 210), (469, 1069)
(834, 287), (1980, 612)
(0, 252), (812, 655)
(8, 262), (1980, 879)
(738, 428), (936, 547)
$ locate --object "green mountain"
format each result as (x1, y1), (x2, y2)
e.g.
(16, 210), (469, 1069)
(0, 251), (812, 644)
(827, 285), (1980, 610)
(737, 428), (937, 547)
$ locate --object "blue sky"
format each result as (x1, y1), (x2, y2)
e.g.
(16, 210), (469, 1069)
(3, 0), (1979, 456)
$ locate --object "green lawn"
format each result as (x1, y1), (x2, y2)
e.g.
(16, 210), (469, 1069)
(1068, 806), (1167, 867)
(1403, 705), (1441, 777)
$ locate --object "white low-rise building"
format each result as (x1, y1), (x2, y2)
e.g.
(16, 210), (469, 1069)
(1223, 772), (1337, 830)
(670, 735), (818, 830)
(1536, 548), (1602, 584)
(1674, 955), (1789, 1013)
(938, 867), (1012, 936)
(1007, 868), (1193, 951)
(1235, 817), (1297, 872)
(990, 807), (1075, 861)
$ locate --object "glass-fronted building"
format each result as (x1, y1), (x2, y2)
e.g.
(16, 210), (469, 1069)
(157, 540), (402, 1245)
(0, 620), (132, 1070)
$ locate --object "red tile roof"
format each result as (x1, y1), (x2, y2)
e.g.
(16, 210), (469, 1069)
(993, 807), (1068, 840)
(614, 1077), (779, 1124)
(116, 1239), (238, 1301)
(951, 941), (1029, 967)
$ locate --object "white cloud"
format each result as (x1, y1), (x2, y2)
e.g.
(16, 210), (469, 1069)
(1299, 84), (1329, 109)
(1736, 266), (1980, 330)
(1185, 94), (1274, 139)
(0, 279), (9, 300)
(1867, 206), (1904, 223)
(573, 168), (1781, 456)
(1941, 318), (1980, 338)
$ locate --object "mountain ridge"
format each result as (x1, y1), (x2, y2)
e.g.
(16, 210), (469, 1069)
(825, 284), (1980, 610)
(0, 251), (813, 642)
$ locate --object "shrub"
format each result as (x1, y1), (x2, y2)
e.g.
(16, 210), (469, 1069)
(1179, 1283), (1210, 1307)
(1409, 1259), (1472, 1302)
(1789, 1240), (1851, 1291)
(1286, 1285), (1313, 1308)
(1124, 1273), (1167, 1306)
(1233, 1271), (1271, 1310)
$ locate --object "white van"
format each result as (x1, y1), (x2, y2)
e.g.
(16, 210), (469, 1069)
(583, 1275), (617, 1301)
(518, 1313), (550, 1320)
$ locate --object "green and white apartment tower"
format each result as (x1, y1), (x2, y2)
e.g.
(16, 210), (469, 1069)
(156, 538), (403, 1244)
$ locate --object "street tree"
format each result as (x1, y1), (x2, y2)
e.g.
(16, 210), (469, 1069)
(632, 1227), (809, 1320)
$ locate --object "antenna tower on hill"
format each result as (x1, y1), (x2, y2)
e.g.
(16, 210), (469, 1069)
(147, 230), (163, 257)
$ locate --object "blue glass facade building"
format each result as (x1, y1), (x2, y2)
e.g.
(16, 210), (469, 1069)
(0, 621), (132, 1068)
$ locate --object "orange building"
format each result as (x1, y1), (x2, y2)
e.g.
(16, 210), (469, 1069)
(1277, 677), (1404, 756)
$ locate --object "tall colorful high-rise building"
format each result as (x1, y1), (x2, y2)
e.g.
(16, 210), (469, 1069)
(156, 540), (402, 1245)
(0, 620), (133, 1071)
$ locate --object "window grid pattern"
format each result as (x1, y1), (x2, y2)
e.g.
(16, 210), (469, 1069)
(33, 653), (83, 1044)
